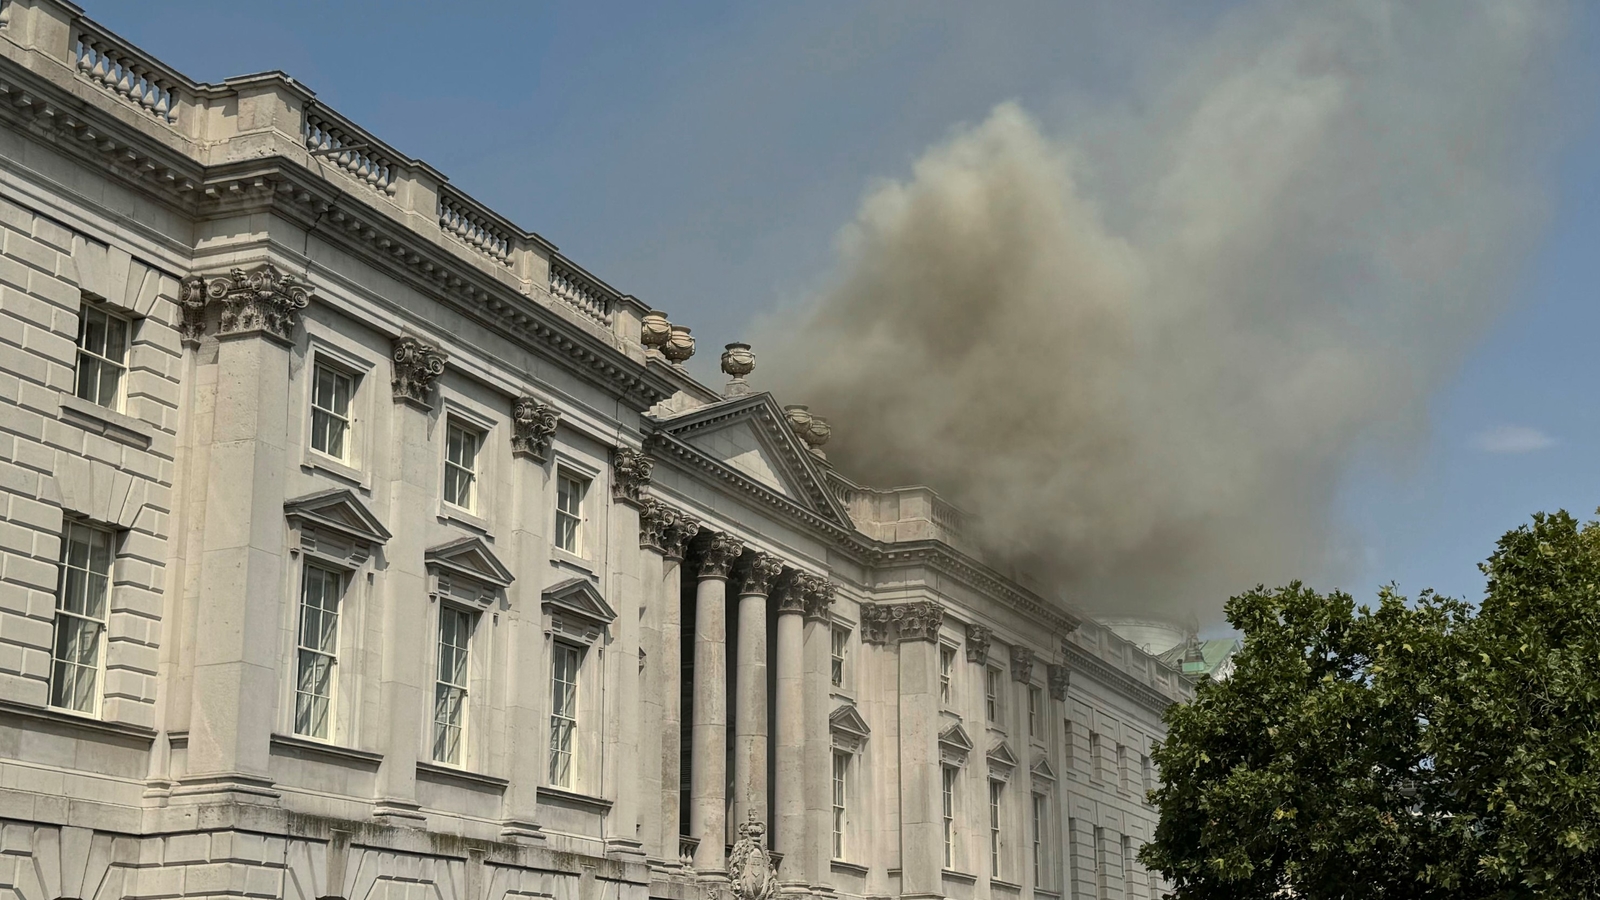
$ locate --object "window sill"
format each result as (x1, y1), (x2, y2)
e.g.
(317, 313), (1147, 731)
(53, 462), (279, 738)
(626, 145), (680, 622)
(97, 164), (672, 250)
(416, 760), (509, 792)
(549, 547), (597, 577)
(439, 504), (492, 535)
(0, 697), (155, 746)
(829, 860), (869, 877)
(58, 392), (155, 450)
(941, 869), (978, 885)
(990, 878), (1023, 891)
(537, 785), (612, 814)
(301, 453), (370, 492)
(270, 732), (384, 769)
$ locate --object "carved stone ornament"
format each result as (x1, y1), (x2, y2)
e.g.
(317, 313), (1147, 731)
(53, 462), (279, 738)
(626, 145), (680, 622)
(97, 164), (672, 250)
(661, 510), (701, 562)
(771, 571), (804, 614)
(796, 573), (835, 622)
(663, 324), (695, 365)
(728, 813), (779, 900)
(859, 604), (892, 645)
(1010, 646), (1035, 684)
(641, 309), (671, 352)
(859, 601), (941, 645)
(1048, 663), (1070, 701)
(511, 396), (560, 462)
(697, 532), (744, 579)
(189, 263), (313, 344)
(735, 551), (784, 597)
(782, 405), (812, 441)
(638, 497), (671, 553)
(721, 342), (755, 397)
(391, 334), (447, 407)
(965, 623), (993, 665)
(177, 275), (209, 346)
(611, 448), (654, 506)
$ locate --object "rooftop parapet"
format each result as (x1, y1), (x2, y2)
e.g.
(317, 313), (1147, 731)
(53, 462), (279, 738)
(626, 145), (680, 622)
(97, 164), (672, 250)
(0, 0), (650, 353)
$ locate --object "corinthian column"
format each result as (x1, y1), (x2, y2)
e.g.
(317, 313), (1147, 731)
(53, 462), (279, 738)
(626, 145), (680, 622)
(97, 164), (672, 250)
(733, 551), (783, 832)
(692, 531), (743, 875)
(660, 509), (700, 867)
(800, 577), (836, 890)
(774, 573), (820, 887)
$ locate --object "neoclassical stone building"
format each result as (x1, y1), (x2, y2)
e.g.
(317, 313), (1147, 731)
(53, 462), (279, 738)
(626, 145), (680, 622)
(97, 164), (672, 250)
(0, 4), (1192, 900)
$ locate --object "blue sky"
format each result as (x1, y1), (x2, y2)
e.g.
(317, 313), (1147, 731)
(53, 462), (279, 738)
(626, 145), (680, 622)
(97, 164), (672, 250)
(95, 1), (1599, 613)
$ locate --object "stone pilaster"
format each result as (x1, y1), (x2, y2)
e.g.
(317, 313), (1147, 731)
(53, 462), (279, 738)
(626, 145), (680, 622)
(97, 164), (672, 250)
(732, 551), (783, 833)
(174, 266), (311, 801)
(894, 602), (946, 900)
(692, 531), (743, 875)
(602, 479), (646, 861)
(500, 423), (551, 842)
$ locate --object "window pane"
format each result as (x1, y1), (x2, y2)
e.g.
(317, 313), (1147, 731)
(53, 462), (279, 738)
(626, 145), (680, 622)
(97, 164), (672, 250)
(75, 355), (100, 403)
(81, 308), (107, 357)
(95, 362), (121, 408)
(103, 314), (128, 364)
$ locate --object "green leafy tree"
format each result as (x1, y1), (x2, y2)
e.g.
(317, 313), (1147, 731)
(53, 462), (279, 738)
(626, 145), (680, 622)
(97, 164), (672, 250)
(1141, 511), (1600, 898)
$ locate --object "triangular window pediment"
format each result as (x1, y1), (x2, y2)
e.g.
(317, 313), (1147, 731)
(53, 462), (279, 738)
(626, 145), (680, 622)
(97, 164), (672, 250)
(1031, 757), (1057, 783)
(425, 534), (512, 592)
(830, 704), (872, 740)
(987, 740), (1019, 776)
(939, 722), (973, 766)
(286, 489), (389, 568)
(543, 577), (617, 627)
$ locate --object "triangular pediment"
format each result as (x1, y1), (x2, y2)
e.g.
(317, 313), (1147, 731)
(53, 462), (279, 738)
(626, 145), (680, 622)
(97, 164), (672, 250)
(1031, 757), (1057, 782)
(649, 393), (851, 527)
(285, 489), (391, 545)
(938, 723), (974, 752)
(543, 577), (617, 625)
(987, 741), (1019, 771)
(830, 704), (872, 739)
(426, 536), (514, 589)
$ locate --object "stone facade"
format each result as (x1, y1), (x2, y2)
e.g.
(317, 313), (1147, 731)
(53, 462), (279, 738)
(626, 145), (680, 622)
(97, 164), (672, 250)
(0, 5), (1191, 900)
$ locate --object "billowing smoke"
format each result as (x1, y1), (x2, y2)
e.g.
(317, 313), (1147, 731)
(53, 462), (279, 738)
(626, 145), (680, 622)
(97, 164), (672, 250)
(758, 0), (1566, 623)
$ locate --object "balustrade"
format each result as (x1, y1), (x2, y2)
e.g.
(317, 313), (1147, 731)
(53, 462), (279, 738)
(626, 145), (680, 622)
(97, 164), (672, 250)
(72, 26), (180, 124)
(438, 191), (513, 266)
(304, 112), (399, 196)
(549, 260), (615, 327)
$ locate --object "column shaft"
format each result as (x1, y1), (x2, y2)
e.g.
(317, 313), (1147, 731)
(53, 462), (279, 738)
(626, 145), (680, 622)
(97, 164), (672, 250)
(660, 554), (685, 861)
(774, 606), (806, 885)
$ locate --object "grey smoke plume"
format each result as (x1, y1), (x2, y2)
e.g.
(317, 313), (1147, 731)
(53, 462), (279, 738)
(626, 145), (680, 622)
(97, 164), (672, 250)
(759, 0), (1566, 622)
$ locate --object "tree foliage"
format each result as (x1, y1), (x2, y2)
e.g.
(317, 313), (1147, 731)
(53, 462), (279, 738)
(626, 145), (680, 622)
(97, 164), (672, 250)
(1141, 511), (1600, 898)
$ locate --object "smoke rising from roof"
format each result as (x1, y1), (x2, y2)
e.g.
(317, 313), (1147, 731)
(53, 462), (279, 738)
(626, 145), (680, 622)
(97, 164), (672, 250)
(758, 0), (1567, 623)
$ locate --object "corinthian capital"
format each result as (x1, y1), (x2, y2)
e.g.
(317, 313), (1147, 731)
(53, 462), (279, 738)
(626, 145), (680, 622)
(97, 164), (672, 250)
(1048, 663), (1070, 701)
(638, 497), (672, 553)
(1010, 646), (1035, 683)
(661, 510), (701, 562)
(611, 447), (655, 507)
(794, 573), (835, 622)
(697, 533), (744, 579)
(200, 262), (313, 344)
(965, 623), (993, 665)
(511, 396), (560, 462)
(391, 334), (447, 408)
(735, 551), (784, 596)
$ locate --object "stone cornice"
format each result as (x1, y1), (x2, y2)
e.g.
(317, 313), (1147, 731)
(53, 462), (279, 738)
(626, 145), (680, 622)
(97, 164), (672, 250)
(1058, 640), (1181, 714)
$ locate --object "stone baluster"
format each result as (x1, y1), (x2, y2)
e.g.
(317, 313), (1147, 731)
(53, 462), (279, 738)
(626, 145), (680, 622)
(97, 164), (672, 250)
(692, 531), (743, 876)
(732, 550), (783, 833)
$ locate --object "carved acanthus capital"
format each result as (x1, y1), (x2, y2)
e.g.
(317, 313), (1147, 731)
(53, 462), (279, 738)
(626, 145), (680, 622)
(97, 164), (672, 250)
(611, 448), (654, 506)
(197, 263), (313, 344)
(1010, 646), (1035, 683)
(859, 603), (892, 645)
(965, 623), (993, 664)
(511, 396), (560, 462)
(391, 334), (447, 407)
(697, 532), (744, 579)
(1048, 663), (1070, 701)
(734, 551), (784, 597)
(178, 275), (209, 346)
(661, 511), (701, 562)
(772, 571), (804, 614)
(859, 600), (942, 644)
(796, 573), (835, 621)
(638, 497), (672, 553)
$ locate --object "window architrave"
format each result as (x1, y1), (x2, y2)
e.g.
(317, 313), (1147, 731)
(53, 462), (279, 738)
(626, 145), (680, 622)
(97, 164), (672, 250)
(299, 334), (376, 486)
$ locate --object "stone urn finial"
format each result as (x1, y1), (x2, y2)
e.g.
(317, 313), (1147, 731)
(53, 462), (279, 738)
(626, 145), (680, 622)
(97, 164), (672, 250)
(721, 342), (755, 397)
(641, 310), (671, 354)
(783, 404), (812, 441)
(804, 416), (830, 459)
(663, 324), (695, 365)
